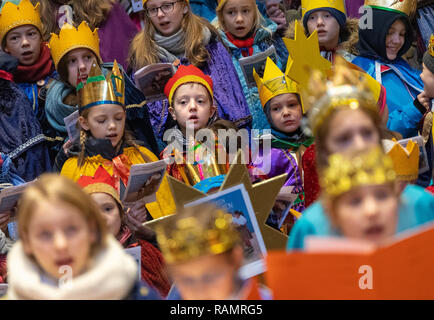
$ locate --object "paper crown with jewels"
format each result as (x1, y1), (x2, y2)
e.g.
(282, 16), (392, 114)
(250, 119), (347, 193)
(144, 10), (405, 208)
(48, 21), (101, 70)
(77, 165), (122, 207)
(0, 0), (43, 46)
(301, 0), (346, 18)
(429, 34), (434, 58)
(253, 57), (302, 111)
(383, 139), (420, 181)
(170, 141), (229, 194)
(303, 56), (379, 136)
(321, 146), (396, 197)
(364, 0), (417, 17)
(155, 204), (240, 264)
(76, 60), (125, 112)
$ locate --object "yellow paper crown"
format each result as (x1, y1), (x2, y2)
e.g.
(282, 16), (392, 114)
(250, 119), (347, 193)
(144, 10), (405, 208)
(0, 0), (43, 46)
(301, 0), (346, 18)
(48, 21), (101, 70)
(155, 206), (240, 264)
(304, 56), (378, 136)
(253, 57), (301, 110)
(429, 34), (434, 58)
(364, 0), (417, 17)
(76, 60), (125, 112)
(384, 139), (420, 181)
(321, 146), (396, 197)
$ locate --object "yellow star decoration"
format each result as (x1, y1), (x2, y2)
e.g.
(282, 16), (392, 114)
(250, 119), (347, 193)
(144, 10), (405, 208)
(283, 20), (332, 90)
(145, 150), (289, 251)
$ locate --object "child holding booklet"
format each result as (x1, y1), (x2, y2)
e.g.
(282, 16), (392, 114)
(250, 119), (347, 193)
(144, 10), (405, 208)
(214, 0), (288, 131)
(77, 166), (171, 297)
(156, 203), (270, 300)
(57, 61), (176, 220)
(128, 0), (251, 144)
(46, 21), (159, 155)
(5, 174), (160, 299)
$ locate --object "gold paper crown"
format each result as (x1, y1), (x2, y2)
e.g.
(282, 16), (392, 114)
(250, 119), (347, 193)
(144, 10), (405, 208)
(429, 34), (434, 57)
(173, 142), (229, 189)
(0, 0), (43, 46)
(301, 0), (346, 18)
(77, 60), (125, 112)
(48, 21), (101, 70)
(155, 206), (240, 264)
(384, 139), (420, 181)
(253, 57), (301, 110)
(365, 0), (417, 17)
(304, 56), (378, 135)
(321, 146), (396, 197)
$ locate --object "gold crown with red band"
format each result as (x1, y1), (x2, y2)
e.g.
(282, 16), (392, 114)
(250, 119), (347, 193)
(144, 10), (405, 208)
(164, 64), (213, 105)
(77, 165), (122, 208)
(0, 0), (43, 46)
(48, 21), (101, 70)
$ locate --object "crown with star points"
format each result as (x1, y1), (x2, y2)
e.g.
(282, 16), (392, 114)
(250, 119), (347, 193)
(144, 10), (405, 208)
(48, 21), (101, 70)
(364, 0), (417, 17)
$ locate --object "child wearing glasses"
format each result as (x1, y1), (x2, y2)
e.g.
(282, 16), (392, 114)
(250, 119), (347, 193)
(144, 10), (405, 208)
(128, 0), (252, 145)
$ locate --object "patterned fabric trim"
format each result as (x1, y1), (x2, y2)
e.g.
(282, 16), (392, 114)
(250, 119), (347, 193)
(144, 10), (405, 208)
(6, 134), (62, 159)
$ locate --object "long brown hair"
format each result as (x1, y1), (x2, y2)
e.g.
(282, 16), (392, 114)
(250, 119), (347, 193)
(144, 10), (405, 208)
(128, 0), (220, 71)
(77, 107), (152, 166)
(35, 0), (115, 41)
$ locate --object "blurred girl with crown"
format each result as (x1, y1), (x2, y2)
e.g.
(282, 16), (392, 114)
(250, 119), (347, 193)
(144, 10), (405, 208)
(56, 61), (176, 221)
(5, 174), (161, 299)
(156, 203), (271, 299)
(286, 61), (434, 250)
(46, 21), (159, 157)
(127, 0), (252, 146)
(214, 0), (288, 131)
(0, 0), (63, 162)
(251, 57), (315, 229)
(77, 166), (171, 297)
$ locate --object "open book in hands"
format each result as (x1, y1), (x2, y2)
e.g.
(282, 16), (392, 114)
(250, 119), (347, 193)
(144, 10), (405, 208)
(265, 223), (434, 299)
(134, 63), (175, 102)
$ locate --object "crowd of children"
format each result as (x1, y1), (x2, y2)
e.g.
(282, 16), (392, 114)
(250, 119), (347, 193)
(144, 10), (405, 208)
(0, 0), (433, 300)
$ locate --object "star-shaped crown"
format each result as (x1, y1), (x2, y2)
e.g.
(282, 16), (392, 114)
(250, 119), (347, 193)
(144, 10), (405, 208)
(364, 0), (417, 17)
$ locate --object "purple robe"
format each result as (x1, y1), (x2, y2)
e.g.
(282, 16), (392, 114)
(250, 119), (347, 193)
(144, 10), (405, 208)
(98, 2), (139, 71)
(345, 0), (365, 18)
(251, 147), (305, 213)
(147, 40), (253, 142)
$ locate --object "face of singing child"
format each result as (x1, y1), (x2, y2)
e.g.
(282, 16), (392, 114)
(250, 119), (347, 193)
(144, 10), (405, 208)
(65, 48), (98, 87)
(326, 109), (380, 156)
(222, 0), (255, 39)
(91, 193), (122, 237)
(306, 10), (340, 51)
(169, 246), (243, 300)
(4, 25), (42, 66)
(330, 184), (399, 245)
(385, 19), (406, 61)
(146, 0), (188, 37)
(79, 104), (126, 148)
(169, 83), (216, 135)
(269, 93), (303, 133)
(421, 63), (434, 98)
(22, 199), (97, 280)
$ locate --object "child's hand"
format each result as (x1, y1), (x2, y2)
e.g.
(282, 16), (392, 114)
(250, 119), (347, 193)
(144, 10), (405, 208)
(0, 211), (11, 232)
(124, 200), (148, 232)
(417, 91), (430, 110)
(62, 139), (73, 155)
(266, 1), (287, 30)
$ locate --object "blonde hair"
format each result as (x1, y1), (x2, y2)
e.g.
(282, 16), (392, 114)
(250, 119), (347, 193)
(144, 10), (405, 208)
(128, 0), (220, 71)
(77, 107), (152, 167)
(215, 0), (271, 37)
(17, 173), (108, 256)
(35, 0), (115, 41)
